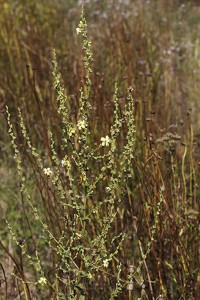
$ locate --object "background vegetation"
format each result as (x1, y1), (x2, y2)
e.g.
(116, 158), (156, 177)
(0, 0), (199, 299)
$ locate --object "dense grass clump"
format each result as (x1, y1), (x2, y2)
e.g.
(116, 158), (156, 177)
(0, 1), (199, 299)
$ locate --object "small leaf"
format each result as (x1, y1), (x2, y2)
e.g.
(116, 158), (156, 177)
(164, 260), (174, 270)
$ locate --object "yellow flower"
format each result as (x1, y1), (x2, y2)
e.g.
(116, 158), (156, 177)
(103, 259), (109, 268)
(43, 168), (52, 176)
(68, 126), (75, 137)
(77, 120), (86, 130)
(38, 277), (47, 286)
(76, 27), (81, 35)
(101, 136), (110, 147)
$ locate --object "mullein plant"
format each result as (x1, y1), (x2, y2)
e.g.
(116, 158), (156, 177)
(6, 7), (139, 299)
